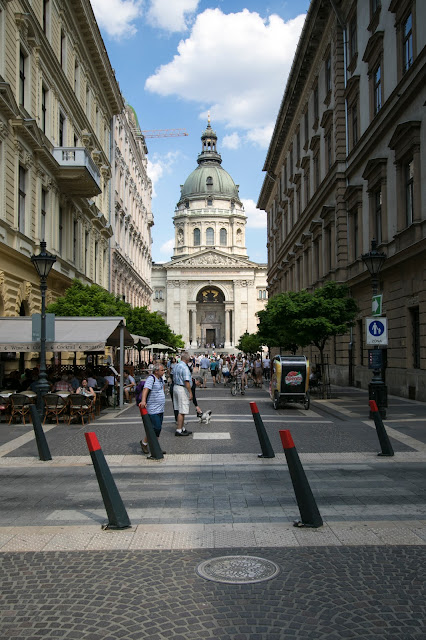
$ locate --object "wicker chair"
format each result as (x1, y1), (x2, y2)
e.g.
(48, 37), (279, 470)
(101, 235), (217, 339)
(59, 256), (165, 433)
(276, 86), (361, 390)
(43, 394), (68, 425)
(0, 395), (10, 422)
(8, 394), (31, 424)
(68, 394), (92, 425)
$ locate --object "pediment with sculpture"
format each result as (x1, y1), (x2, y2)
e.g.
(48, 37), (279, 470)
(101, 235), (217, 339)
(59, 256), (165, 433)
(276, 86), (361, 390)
(166, 250), (257, 269)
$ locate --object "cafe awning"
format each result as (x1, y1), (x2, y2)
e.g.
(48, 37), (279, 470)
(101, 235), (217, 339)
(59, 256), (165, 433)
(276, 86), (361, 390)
(0, 316), (135, 352)
(130, 334), (151, 347)
(149, 342), (172, 350)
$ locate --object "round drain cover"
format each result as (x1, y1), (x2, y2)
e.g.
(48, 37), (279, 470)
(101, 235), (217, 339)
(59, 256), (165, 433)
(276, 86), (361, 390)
(196, 555), (280, 584)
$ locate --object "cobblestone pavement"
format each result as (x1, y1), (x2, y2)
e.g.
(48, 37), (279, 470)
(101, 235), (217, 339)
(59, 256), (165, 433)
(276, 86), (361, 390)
(1, 547), (425, 639)
(1, 384), (426, 638)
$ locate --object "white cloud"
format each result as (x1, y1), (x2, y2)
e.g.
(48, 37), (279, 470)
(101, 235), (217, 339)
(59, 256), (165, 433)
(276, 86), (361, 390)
(160, 238), (175, 254)
(90, 0), (142, 39)
(147, 151), (181, 197)
(145, 9), (306, 148)
(243, 198), (267, 229)
(222, 132), (241, 150)
(147, 0), (199, 32)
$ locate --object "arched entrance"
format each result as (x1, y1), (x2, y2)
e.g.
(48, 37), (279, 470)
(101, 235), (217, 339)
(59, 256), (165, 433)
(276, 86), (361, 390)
(196, 286), (225, 348)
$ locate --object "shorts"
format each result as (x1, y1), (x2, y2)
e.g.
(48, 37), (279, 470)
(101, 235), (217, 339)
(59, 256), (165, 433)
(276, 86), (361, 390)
(200, 368), (209, 380)
(211, 369), (217, 378)
(173, 384), (190, 415)
(148, 412), (163, 437)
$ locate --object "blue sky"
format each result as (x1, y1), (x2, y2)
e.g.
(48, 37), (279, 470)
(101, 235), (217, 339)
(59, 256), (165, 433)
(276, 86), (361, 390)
(90, 0), (310, 263)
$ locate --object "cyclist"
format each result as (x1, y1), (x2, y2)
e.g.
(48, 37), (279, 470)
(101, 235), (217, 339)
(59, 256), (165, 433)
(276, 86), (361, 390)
(231, 353), (247, 394)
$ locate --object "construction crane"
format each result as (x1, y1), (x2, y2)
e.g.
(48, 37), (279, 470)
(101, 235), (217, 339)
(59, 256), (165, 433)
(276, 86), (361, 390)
(133, 128), (189, 139)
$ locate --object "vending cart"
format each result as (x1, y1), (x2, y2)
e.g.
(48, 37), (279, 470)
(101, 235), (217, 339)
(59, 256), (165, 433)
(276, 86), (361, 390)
(270, 355), (310, 410)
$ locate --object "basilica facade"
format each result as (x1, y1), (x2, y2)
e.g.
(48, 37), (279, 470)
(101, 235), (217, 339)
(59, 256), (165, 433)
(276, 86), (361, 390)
(151, 120), (267, 351)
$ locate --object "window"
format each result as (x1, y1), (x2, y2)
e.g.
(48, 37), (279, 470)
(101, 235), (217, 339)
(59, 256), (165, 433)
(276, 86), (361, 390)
(402, 12), (413, 73)
(313, 82), (319, 123)
(74, 60), (80, 96)
(313, 151), (320, 190)
(410, 307), (420, 369)
(206, 176), (213, 187)
(404, 159), (414, 226)
(94, 242), (98, 282)
(41, 86), (47, 134)
(374, 189), (382, 243)
(304, 166), (310, 204)
(351, 100), (359, 147)
(325, 130), (332, 171)
(349, 13), (357, 62)
(373, 63), (382, 115)
(325, 53), (331, 95)
(41, 188), (47, 241)
(60, 30), (66, 69)
(206, 227), (214, 245)
(155, 290), (159, 300)
(207, 198), (213, 206)
(86, 85), (91, 118)
(258, 290), (263, 299)
(19, 49), (27, 107)
(193, 228), (200, 246)
(304, 110), (309, 147)
(59, 206), (63, 254)
(220, 228), (227, 245)
(84, 230), (89, 273)
(352, 209), (359, 260)
(18, 166), (26, 233)
(296, 130), (300, 165)
(345, 76), (360, 152)
(42, 0), (50, 35)
(59, 112), (65, 146)
(289, 146), (293, 176)
(73, 219), (78, 263)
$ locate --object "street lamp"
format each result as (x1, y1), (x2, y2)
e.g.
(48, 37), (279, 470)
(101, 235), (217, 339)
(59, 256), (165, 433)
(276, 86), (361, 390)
(361, 238), (387, 418)
(31, 241), (56, 417)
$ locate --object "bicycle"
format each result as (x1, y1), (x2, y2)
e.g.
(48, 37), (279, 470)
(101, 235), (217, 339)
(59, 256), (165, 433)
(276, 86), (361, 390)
(230, 374), (245, 396)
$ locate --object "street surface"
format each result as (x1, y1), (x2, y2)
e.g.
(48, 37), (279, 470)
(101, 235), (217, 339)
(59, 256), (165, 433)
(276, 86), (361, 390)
(1, 382), (426, 639)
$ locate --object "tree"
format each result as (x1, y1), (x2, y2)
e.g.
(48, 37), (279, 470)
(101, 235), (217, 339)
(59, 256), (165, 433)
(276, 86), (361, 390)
(257, 281), (359, 373)
(47, 279), (184, 349)
(236, 331), (263, 355)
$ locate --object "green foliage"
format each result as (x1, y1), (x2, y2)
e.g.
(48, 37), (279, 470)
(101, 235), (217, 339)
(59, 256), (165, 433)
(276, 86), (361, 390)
(236, 332), (263, 355)
(47, 279), (184, 349)
(46, 279), (130, 318)
(257, 281), (359, 356)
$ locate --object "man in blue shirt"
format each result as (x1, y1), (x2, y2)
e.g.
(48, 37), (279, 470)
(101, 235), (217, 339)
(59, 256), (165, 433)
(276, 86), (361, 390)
(172, 352), (193, 436)
(139, 363), (166, 454)
(199, 353), (210, 388)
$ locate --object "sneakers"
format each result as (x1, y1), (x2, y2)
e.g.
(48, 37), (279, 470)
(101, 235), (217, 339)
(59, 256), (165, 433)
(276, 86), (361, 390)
(175, 429), (192, 436)
(140, 441), (149, 454)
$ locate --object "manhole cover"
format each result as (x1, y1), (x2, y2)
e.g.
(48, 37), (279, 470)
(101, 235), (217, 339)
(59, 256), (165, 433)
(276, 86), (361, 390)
(196, 555), (280, 584)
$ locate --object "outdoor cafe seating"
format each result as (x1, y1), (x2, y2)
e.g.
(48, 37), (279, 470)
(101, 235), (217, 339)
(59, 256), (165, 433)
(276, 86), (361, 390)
(8, 393), (33, 425)
(67, 394), (94, 425)
(43, 393), (68, 425)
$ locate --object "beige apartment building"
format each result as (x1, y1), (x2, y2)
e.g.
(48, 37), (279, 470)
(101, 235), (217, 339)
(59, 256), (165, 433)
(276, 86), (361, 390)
(0, 0), (123, 366)
(111, 104), (153, 309)
(258, 0), (426, 400)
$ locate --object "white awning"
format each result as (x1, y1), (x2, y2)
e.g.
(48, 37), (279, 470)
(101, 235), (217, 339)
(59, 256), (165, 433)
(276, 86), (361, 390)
(130, 334), (151, 347)
(0, 316), (134, 352)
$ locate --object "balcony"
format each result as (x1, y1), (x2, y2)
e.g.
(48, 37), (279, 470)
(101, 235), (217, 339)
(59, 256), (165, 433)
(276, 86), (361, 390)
(53, 147), (102, 197)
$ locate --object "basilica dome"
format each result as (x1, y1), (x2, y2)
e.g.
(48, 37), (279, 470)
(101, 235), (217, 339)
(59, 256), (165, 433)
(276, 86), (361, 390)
(178, 119), (241, 204)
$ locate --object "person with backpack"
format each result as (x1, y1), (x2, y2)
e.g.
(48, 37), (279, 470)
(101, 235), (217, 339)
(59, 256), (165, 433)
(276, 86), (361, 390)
(138, 363), (166, 455)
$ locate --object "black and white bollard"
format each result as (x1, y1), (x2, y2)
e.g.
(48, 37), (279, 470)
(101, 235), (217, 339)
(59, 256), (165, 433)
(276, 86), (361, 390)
(249, 402), (275, 458)
(85, 432), (131, 530)
(280, 429), (323, 528)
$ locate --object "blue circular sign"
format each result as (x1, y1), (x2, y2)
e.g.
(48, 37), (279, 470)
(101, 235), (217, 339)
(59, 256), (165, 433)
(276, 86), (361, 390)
(368, 320), (385, 336)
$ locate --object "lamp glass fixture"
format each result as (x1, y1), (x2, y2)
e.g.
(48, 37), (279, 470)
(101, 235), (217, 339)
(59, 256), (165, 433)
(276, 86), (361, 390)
(31, 241), (57, 279)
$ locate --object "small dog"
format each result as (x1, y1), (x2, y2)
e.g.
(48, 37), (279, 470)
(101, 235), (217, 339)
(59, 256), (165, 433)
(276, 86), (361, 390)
(197, 410), (212, 424)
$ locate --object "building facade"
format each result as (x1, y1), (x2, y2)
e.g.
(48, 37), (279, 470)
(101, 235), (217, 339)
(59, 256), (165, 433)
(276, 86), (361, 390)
(258, 0), (426, 400)
(0, 0), (123, 322)
(152, 120), (267, 350)
(112, 104), (153, 309)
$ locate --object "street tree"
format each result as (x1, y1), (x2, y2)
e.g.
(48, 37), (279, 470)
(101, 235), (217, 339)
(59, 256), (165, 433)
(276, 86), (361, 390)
(257, 281), (359, 374)
(236, 331), (263, 355)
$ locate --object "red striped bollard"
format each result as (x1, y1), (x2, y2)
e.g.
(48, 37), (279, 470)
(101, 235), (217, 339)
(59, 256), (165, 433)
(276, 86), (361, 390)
(249, 402), (275, 458)
(369, 400), (394, 457)
(280, 429), (323, 528)
(85, 432), (131, 530)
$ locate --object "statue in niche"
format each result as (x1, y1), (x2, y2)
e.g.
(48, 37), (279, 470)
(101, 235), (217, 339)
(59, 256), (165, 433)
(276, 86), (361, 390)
(202, 289), (219, 302)
(177, 228), (184, 245)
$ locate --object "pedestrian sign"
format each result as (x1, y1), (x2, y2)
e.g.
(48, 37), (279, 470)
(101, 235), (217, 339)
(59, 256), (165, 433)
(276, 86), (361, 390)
(366, 317), (388, 345)
(372, 294), (382, 316)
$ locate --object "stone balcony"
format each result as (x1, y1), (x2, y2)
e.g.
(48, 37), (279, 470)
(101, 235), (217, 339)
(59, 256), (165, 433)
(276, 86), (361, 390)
(53, 147), (102, 197)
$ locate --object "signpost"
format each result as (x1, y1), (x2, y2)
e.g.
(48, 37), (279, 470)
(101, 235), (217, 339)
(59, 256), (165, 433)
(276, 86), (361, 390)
(372, 294), (382, 316)
(366, 317), (388, 346)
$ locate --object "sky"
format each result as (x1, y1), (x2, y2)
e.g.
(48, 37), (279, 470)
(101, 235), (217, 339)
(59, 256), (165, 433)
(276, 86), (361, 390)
(90, 0), (311, 264)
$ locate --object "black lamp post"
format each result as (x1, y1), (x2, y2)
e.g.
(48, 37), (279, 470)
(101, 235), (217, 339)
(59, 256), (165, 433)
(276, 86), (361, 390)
(134, 339), (144, 368)
(361, 239), (387, 418)
(31, 241), (56, 417)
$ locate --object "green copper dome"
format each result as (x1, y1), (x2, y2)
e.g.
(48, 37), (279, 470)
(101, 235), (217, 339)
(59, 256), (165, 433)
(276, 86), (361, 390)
(178, 119), (240, 203)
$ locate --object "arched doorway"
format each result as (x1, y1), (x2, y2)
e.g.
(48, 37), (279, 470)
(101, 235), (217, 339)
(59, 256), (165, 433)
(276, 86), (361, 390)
(196, 286), (225, 348)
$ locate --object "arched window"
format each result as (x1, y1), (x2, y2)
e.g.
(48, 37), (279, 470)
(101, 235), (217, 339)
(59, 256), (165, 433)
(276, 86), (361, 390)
(263, 290), (267, 299)
(206, 176), (213, 187)
(220, 228), (227, 245)
(194, 228), (200, 246)
(206, 227), (214, 245)
(207, 198), (213, 206)
(155, 290), (159, 299)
